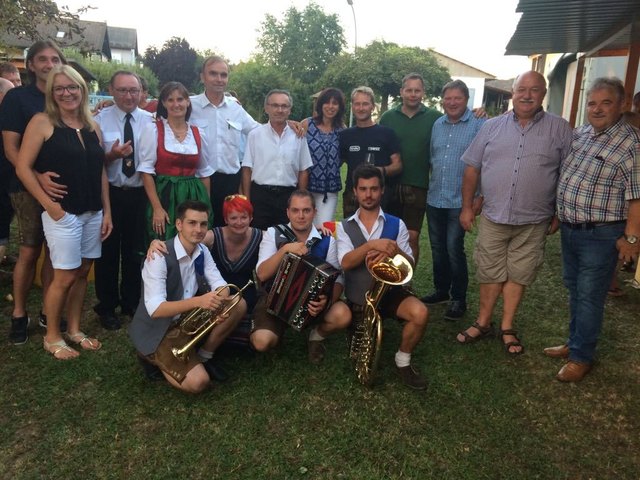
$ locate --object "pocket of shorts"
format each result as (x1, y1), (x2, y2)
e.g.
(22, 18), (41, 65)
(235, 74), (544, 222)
(50, 211), (69, 223)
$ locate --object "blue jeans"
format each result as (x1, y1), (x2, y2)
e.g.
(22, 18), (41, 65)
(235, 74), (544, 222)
(426, 205), (468, 302)
(560, 222), (623, 364)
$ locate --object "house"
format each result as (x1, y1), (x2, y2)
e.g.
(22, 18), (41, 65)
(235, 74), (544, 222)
(107, 26), (138, 65)
(430, 50), (497, 110)
(506, 0), (640, 127)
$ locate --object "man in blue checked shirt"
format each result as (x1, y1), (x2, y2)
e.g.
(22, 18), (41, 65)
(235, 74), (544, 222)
(421, 80), (485, 320)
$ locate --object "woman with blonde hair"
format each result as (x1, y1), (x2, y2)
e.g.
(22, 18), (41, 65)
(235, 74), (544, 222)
(17, 64), (112, 359)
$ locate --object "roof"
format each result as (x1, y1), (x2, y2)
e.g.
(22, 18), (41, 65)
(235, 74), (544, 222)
(0, 20), (111, 59)
(107, 26), (137, 53)
(431, 51), (496, 79)
(506, 0), (640, 55)
(484, 79), (514, 94)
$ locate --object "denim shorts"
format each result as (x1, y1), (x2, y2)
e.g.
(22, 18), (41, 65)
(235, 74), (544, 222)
(41, 210), (103, 269)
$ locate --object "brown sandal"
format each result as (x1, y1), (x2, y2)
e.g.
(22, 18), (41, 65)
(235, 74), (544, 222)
(456, 321), (494, 344)
(499, 329), (524, 355)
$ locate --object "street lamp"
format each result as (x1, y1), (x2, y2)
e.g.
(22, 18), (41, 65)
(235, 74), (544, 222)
(347, 0), (357, 52)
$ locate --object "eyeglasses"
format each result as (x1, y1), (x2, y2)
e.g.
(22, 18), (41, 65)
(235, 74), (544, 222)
(53, 85), (80, 95)
(114, 88), (141, 96)
(267, 103), (291, 110)
(224, 194), (248, 202)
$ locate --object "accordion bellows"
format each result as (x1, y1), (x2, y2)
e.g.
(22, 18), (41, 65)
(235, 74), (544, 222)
(266, 253), (339, 331)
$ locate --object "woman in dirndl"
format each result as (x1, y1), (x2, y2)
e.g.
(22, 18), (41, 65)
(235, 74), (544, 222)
(138, 81), (213, 244)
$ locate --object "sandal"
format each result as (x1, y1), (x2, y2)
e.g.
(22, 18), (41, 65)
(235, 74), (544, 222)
(607, 287), (625, 297)
(499, 329), (524, 355)
(65, 331), (101, 351)
(456, 321), (495, 344)
(43, 338), (78, 360)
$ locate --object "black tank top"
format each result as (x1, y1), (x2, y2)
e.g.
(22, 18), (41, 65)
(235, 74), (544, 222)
(34, 125), (105, 214)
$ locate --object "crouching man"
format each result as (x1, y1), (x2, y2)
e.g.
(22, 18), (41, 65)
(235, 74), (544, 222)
(129, 200), (246, 393)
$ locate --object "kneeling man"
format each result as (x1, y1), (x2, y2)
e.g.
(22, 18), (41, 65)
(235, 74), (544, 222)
(250, 190), (351, 364)
(129, 200), (246, 393)
(336, 164), (429, 390)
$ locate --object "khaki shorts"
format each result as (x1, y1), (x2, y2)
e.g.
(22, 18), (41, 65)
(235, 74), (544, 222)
(10, 191), (44, 247)
(474, 216), (549, 286)
(387, 185), (427, 232)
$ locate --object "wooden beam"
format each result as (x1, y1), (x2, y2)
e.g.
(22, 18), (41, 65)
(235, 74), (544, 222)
(569, 56), (586, 127)
(624, 42), (640, 108)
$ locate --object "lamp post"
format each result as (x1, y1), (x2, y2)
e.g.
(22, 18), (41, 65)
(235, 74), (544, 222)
(346, 0), (357, 52)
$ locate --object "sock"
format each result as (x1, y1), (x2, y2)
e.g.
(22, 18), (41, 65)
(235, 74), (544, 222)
(309, 327), (325, 342)
(395, 350), (411, 368)
(197, 348), (214, 361)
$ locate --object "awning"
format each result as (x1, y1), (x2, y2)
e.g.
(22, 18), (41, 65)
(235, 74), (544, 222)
(505, 0), (640, 56)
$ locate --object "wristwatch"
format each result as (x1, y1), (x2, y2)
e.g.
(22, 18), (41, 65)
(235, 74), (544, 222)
(623, 234), (638, 244)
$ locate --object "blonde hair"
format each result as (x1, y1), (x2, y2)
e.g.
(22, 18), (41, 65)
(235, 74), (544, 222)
(44, 65), (95, 131)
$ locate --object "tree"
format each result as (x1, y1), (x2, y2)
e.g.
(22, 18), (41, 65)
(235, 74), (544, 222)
(256, 2), (346, 86)
(227, 60), (293, 122)
(0, 1), (90, 45)
(143, 37), (198, 91)
(322, 41), (451, 113)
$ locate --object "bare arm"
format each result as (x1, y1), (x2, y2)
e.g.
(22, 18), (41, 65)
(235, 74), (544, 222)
(241, 166), (252, 199)
(297, 168), (309, 190)
(200, 176), (210, 192)
(151, 290), (228, 319)
(341, 238), (398, 271)
(460, 165), (480, 232)
(617, 199), (640, 263)
(142, 172), (169, 235)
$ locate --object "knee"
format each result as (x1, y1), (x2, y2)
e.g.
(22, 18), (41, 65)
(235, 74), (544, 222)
(326, 302), (352, 330)
(250, 330), (279, 352)
(184, 370), (210, 394)
(407, 303), (429, 327)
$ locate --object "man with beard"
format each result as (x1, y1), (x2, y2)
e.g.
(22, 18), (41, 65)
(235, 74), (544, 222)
(457, 71), (572, 356)
(336, 164), (429, 390)
(250, 190), (350, 364)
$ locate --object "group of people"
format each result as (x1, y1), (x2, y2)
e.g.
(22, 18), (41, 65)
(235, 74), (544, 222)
(1, 38), (638, 393)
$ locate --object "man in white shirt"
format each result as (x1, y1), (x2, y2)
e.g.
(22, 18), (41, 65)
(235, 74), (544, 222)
(241, 90), (313, 230)
(250, 190), (350, 364)
(129, 200), (246, 393)
(189, 56), (259, 227)
(93, 71), (154, 330)
(336, 164), (429, 390)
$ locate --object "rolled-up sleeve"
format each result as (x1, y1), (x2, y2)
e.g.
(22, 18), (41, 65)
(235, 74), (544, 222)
(336, 221), (354, 266)
(142, 255), (168, 316)
(196, 127), (215, 177)
(256, 227), (277, 270)
(136, 122), (159, 174)
(327, 237), (344, 285)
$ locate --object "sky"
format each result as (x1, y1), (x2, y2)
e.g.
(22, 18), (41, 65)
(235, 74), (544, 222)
(58, 0), (531, 79)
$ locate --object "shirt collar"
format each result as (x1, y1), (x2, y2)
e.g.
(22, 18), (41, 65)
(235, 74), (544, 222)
(113, 105), (140, 122)
(193, 92), (232, 109)
(444, 108), (472, 124)
(395, 103), (427, 118)
(348, 207), (386, 223)
(511, 107), (546, 124)
(174, 236), (203, 262)
(589, 116), (625, 138)
(286, 222), (321, 242)
(269, 121), (290, 135)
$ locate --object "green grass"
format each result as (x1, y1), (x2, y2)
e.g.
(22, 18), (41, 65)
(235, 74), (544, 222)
(1, 215), (639, 479)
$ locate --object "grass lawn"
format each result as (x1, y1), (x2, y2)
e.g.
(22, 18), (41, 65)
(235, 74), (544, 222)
(1, 213), (639, 479)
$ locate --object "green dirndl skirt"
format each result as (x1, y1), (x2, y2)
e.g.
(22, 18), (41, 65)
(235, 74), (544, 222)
(145, 175), (212, 243)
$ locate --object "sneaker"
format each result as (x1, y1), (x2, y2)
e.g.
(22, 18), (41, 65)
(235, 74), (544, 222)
(39, 312), (68, 333)
(396, 364), (427, 390)
(420, 291), (450, 305)
(444, 300), (467, 320)
(9, 316), (30, 345)
(308, 339), (327, 365)
(203, 358), (230, 382)
(99, 312), (122, 331)
(137, 355), (164, 382)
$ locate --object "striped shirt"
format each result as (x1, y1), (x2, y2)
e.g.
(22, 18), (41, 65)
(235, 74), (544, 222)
(557, 119), (640, 223)
(428, 108), (486, 209)
(462, 109), (573, 225)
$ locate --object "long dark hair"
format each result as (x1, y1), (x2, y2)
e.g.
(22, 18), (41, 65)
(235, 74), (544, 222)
(313, 88), (346, 130)
(156, 81), (192, 120)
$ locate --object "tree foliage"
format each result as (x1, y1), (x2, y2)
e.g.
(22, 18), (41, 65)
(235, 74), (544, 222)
(143, 37), (198, 91)
(227, 60), (293, 122)
(256, 2), (346, 86)
(0, 0), (90, 45)
(322, 40), (451, 113)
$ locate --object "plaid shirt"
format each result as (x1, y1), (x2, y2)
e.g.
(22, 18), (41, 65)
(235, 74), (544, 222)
(557, 118), (640, 223)
(428, 108), (485, 208)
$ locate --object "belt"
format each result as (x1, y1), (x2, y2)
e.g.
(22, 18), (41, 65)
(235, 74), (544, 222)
(252, 182), (295, 193)
(110, 185), (143, 191)
(563, 220), (625, 230)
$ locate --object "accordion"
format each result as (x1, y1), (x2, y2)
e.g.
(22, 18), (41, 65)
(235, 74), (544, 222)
(266, 253), (340, 331)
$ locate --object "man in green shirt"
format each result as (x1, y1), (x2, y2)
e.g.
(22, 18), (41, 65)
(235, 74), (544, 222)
(380, 73), (442, 263)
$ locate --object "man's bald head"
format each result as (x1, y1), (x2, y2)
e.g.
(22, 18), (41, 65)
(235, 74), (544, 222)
(0, 77), (15, 103)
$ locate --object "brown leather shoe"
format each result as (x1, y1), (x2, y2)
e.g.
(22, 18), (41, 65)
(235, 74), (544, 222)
(556, 361), (592, 382)
(544, 344), (569, 359)
(396, 364), (427, 390)
(308, 340), (326, 365)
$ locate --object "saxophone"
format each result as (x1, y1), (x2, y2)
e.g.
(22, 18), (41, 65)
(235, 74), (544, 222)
(352, 254), (413, 386)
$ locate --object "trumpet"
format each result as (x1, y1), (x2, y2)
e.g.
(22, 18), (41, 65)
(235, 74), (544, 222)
(352, 254), (413, 386)
(171, 280), (253, 361)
